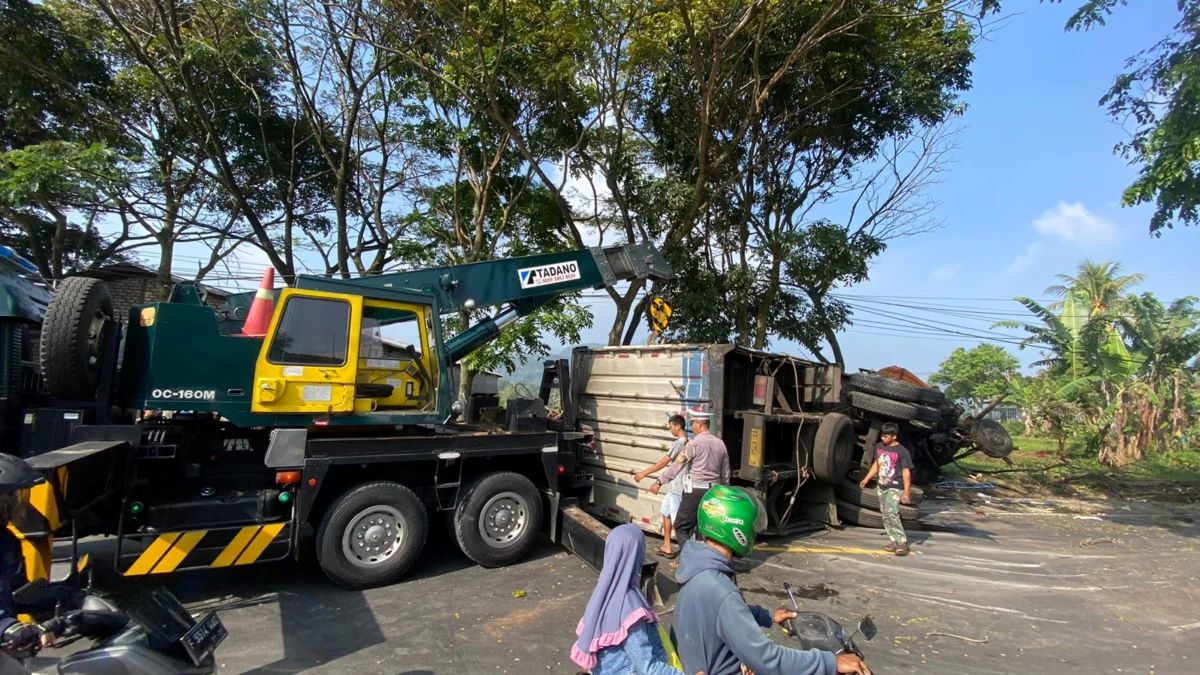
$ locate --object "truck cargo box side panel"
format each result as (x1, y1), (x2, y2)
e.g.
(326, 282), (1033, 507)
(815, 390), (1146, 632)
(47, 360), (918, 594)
(572, 346), (729, 531)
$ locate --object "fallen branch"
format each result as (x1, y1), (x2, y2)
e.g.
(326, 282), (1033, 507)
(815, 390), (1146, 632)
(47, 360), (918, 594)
(1054, 471), (1113, 484)
(969, 461), (1069, 475)
(926, 631), (989, 643)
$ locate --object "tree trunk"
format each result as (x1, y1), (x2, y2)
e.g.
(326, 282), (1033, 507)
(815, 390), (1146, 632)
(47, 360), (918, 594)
(752, 255), (783, 349)
(622, 293), (652, 346)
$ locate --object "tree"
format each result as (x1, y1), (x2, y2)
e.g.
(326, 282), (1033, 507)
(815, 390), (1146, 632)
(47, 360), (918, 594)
(83, 0), (336, 282)
(1058, 0), (1200, 235)
(1045, 259), (1145, 316)
(1001, 260), (1200, 466)
(1007, 373), (1082, 458)
(930, 344), (1020, 410)
(0, 0), (132, 278)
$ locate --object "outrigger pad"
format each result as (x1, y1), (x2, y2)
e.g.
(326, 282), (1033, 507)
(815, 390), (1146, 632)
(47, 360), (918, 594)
(25, 440), (129, 470)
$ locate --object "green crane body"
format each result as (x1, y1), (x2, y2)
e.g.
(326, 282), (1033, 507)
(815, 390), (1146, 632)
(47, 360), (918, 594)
(116, 243), (671, 428)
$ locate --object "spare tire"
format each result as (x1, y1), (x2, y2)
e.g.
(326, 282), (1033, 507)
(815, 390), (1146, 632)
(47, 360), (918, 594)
(839, 472), (925, 506)
(812, 413), (854, 482)
(971, 419), (1014, 458)
(836, 499), (921, 528)
(846, 373), (945, 406)
(836, 484), (923, 520)
(847, 392), (940, 424)
(40, 277), (114, 399)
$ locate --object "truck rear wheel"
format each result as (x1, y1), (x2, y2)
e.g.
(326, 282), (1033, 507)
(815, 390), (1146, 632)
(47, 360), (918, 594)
(812, 413), (854, 482)
(40, 276), (114, 399)
(452, 471), (543, 568)
(315, 481), (428, 589)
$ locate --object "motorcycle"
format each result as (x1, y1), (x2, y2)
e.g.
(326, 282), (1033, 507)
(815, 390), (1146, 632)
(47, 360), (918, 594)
(3, 569), (226, 674)
(778, 582), (876, 659)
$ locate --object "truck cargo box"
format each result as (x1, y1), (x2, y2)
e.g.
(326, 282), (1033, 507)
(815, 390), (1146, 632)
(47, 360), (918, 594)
(572, 344), (847, 536)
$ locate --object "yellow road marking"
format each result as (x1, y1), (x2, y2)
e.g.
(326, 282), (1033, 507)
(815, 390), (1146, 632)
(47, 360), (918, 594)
(151, 530), (207, 573)
(754, 544), (896, 557)
(212, 526), (262, 568)
(234, 523), (286, 565)
(125, 533), (182, 576)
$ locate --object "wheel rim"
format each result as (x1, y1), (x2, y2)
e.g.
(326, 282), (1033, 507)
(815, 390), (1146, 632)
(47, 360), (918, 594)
(86, 306), (111, 368)
(975, 421), (1012, 456)
(477, 491), (529, 549)
(342, 505), (405, 568)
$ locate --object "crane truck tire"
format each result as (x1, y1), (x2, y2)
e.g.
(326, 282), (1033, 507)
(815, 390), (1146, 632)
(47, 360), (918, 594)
(315, 481), (428, 589)
(40, 276), (114, 400)
(847, 391), (941, 424)
(845, 373), (946, 406)
(452, 471), (543, 568)
(812, 413), (855, 482)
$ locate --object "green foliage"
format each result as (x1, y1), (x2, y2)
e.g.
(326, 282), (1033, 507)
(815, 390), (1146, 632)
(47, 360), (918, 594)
(1058, 0), (1200, 235)
(0, 0), (116, 150)
(644, 1), (984, 354)
(929, 344), (1020, 406)
(1002, 260), (1200, 466)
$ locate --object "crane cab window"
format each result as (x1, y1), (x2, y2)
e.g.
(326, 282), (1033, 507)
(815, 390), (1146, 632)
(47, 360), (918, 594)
(357, 302), (435, 410)
(267, 297), (351, 366)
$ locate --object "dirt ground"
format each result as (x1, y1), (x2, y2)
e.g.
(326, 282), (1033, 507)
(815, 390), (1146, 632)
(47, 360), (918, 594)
(29, 491), (1200, 674)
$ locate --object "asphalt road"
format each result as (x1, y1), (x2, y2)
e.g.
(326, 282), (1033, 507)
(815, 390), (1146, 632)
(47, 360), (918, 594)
(31, 493), (1200, 674)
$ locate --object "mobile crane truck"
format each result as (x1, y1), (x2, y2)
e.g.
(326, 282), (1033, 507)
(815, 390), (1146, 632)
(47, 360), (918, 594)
(7, 243), (671, 589)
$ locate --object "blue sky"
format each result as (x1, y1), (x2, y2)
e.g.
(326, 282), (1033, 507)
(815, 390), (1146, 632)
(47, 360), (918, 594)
(825, 1), (1198, 379)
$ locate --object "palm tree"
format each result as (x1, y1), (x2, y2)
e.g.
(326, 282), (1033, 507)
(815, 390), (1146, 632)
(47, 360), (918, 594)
(1045, 260), (1146, 317)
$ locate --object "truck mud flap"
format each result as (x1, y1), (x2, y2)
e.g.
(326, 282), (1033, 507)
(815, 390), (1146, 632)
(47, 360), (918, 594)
(117, 522), (293, 576)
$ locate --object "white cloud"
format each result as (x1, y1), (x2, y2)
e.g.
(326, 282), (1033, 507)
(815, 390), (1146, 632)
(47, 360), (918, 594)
(1007, 242), (1041, 274)
(1032, 201), (1118, 245)
(928, 263), (961, 283)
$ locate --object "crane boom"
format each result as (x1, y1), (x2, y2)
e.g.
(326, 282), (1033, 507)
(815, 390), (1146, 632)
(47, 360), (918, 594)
(295, 242), (673, 362)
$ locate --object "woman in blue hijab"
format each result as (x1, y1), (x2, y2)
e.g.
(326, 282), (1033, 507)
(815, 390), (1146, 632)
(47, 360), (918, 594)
(571, 524), (681, 674)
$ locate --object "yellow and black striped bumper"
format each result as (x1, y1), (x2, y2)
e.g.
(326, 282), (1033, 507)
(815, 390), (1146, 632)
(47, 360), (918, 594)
(120, 523), (292, 576)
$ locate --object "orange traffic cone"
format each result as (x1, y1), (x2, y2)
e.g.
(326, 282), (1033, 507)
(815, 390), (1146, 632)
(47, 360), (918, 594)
(240, 268), (276, 337)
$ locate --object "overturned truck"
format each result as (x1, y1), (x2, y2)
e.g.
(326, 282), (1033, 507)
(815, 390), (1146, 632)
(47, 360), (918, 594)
(572, 346), (1012, 536)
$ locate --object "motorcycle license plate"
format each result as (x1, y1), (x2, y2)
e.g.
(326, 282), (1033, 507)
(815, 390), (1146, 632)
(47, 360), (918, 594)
(180, 611), (227, 666)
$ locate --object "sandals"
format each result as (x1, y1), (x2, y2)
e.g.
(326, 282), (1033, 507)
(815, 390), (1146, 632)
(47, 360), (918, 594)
(656, 547), (679, 559)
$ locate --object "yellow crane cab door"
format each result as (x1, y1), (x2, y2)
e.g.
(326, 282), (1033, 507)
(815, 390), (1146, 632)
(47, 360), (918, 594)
(252, 289), (363, 415)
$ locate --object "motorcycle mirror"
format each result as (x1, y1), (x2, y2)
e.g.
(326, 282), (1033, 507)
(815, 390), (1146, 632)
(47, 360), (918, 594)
(858, 617), (877, 641)
(12, 578), (50, 605)
(782, 582), (800, 611)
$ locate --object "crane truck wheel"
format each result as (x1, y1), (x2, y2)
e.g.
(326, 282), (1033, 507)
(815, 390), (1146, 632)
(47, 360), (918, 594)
(315, 481), (428, 589)
(40, 276), (115, 399)
(812, 413), (855, 482)
(452, 471), (543, 568)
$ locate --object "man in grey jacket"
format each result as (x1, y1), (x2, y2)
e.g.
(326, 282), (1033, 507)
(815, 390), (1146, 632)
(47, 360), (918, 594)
(674, 486), (872, 675)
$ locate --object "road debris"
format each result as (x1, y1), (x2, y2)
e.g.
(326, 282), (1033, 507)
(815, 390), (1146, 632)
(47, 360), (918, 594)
(926, 632), (989, 644)
(1079, 537), (1120, 547)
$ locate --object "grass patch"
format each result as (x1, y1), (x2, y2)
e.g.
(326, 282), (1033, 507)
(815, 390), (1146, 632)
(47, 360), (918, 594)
(940, 436), (1200, 499)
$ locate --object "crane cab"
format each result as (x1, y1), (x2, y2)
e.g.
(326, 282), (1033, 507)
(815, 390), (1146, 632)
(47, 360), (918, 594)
(251, 289), (441, 418)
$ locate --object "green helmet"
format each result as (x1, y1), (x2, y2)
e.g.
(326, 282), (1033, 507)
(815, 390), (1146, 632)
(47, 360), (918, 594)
(697, 485), (759, 557)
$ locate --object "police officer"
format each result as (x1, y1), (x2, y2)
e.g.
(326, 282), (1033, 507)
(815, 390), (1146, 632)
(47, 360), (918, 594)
(650, 410), (731, 544)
